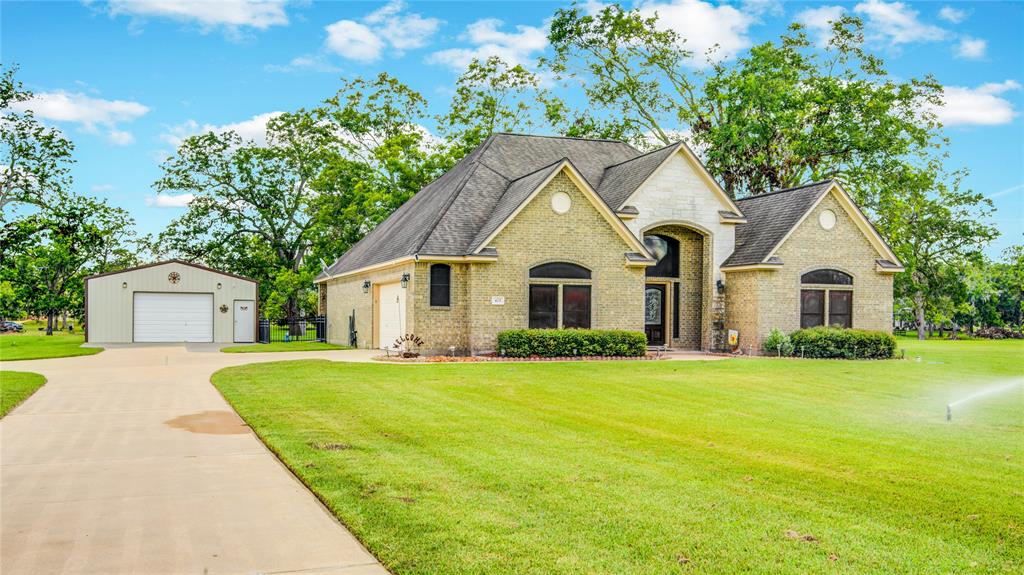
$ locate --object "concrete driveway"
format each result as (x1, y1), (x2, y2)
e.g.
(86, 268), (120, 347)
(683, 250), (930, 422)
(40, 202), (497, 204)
(1, 344), (387, 575)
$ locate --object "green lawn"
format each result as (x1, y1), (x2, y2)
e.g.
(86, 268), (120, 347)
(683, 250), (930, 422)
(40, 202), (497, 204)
(211, 339), (1023, 575)
(0, 334), (102, 361)
(221, 341), (349, 353)
(0, 371), (46, 417)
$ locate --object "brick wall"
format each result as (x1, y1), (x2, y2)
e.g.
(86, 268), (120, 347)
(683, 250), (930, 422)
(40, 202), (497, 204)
(645, 224), (708, 350)
(321, 263), (414, 349)
(409, 261), (471, 354)
(623, 152), (738, 285)
(725, 192), (895, 354)
(466, 170), (646, 352)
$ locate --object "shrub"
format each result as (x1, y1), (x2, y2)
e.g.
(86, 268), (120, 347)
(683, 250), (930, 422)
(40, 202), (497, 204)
(496, 329), (648, 358)
(975, 326), (1024, 340)
(788, 326), (897, 359)
(762, 328), (794, 356)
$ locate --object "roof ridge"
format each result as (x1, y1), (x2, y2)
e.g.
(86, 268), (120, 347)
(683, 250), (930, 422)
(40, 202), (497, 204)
(736, 179), (836, 202)
(505, 156), (569, 184)
(490, 132), (629, 144)
(475, 159), (512, 182)
(413, 135), (498, 256)
(602, 141), (680, 171)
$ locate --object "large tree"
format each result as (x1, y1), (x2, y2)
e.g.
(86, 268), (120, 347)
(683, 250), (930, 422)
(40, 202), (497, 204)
(1, 64), (75, 214)
(309, 73), (452, 270)
(547, 7), (942, 202)
(437, 56), (571, 157)
(547, 4), (696, 147)
(694, 17), (941, 202)
(156, 109), (335, 320)
(879, 159), (999, 339)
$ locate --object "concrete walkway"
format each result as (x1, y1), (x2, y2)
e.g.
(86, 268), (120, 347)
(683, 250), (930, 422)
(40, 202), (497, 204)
(1, 344), (387, 575)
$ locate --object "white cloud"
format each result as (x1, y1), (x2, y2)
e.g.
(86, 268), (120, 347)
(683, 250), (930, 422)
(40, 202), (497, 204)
(10, 90), (149, 146)
(160, 111), (283, 147)
(955, 36), (986, 60)
(324, 1), (441, 62)
(853, 0), (947, 46)
(106, 0), (288, 34)
(365, 1), (441, 51)
(938, 6), (967, 24)
(428, 18), (548, 70)
(987, 183), (1023, 199)
(638, 0), (756, 66)
(325, 20), (384, 62)
(741, 0), (784, 18)
(146, 193), (195, 208)
(929, 81), (1021, 127)
(91, 184), (116, 193)
(796, 5), (847, 45)
(106, 129), (136, 146)
(265, 54), (342, 74)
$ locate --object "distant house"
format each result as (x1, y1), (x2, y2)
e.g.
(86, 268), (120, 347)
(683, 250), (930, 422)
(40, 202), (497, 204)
(315, 134), (902, 355)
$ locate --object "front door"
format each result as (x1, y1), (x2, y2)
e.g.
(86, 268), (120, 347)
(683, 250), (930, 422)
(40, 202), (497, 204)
(233, 300), (255, 343)
(645, 284), (666, 345)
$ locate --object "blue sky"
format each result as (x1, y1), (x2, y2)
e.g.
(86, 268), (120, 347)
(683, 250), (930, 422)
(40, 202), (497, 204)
(3, 0), (1022, 257)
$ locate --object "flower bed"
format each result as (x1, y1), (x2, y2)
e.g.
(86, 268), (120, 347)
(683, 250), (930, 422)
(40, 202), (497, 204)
(373, 353), (662, 363)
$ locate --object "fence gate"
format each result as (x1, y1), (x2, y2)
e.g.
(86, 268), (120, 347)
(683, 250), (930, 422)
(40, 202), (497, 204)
(258, 316), (327, 344)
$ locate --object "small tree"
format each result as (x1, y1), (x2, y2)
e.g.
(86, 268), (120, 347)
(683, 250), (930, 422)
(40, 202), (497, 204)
(5, 193), (134, 334)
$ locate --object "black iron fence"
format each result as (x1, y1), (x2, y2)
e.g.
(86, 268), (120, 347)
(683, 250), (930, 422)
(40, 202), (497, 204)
(259, 316), (327, 344)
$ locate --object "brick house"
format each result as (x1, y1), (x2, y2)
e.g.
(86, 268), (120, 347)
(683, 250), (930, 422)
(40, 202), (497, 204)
(315, 134), (903, 355)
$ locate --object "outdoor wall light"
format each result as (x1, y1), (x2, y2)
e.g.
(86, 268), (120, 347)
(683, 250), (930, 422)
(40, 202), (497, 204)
(362, 280), (371, 293)
(400, 273), (410, 289)
(122, 281), (128, 289)
(716, 279), (725, 294)
(216, 282), (222, 290)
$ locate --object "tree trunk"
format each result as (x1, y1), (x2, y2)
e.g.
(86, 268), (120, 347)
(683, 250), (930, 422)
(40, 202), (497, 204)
(46, 312), (55, 336)
(914, 291), (926, 340)
(287, 296), (302, 336)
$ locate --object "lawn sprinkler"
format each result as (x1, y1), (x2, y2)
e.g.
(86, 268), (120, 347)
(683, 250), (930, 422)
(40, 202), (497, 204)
(946, 404), (952, 422)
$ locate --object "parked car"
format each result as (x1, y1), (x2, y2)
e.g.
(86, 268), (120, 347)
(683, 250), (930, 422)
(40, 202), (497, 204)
(0, 320), (24, 333)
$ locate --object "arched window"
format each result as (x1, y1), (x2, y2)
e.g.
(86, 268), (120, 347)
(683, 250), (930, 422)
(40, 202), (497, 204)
(643, 234), (679, 278)
(429, 264), (451, 307)
(528, 262), (591, 329)
(801, 269), (853, 285)
(800, 269), (853, 328)
(529, 262), (591, 279)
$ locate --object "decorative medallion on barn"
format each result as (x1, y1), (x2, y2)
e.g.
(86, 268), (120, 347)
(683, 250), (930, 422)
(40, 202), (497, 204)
(220, 304), (229, 313)
(168, 272), (181, 284)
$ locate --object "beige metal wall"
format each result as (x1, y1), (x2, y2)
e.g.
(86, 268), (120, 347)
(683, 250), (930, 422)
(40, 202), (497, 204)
(86, 262), (257, 343)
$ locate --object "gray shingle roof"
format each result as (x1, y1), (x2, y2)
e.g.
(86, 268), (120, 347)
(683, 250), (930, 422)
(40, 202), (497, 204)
(319, 134), (644, 279)
(723, 180), (836, 268)
(596, 143), (681, 209)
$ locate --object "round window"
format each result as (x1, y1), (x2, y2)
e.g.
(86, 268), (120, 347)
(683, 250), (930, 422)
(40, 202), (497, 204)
(819, 209), (837, 230)
(551, 191), (572, 214)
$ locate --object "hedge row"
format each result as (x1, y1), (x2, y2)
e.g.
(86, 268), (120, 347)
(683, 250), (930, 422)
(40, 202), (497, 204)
(786, 326), (897, 359)
(496, 329), (648, 358)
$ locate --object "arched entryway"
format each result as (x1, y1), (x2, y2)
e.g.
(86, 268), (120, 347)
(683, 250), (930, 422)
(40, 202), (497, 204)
(642, 224), (712, 349)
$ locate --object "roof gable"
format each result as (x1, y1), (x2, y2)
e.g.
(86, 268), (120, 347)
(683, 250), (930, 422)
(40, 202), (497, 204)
(608, 142), (742, 215)
(319, 134), (645, 279)
(472, 159), (649, 256)
(723, 180), (901, 269)
(85, 259), (256, 283)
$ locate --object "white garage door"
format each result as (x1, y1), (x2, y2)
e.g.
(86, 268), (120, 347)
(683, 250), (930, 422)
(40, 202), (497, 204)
(133, 293), (214, 342)
(377, 282), (406, 350)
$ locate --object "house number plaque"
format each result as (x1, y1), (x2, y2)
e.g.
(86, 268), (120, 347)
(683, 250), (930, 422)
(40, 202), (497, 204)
(490, 296), (505, 305)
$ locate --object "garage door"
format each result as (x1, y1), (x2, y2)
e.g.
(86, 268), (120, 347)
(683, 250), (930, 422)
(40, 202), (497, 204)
(133, 293), (214, 342)
(377, 282), (406, 350)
